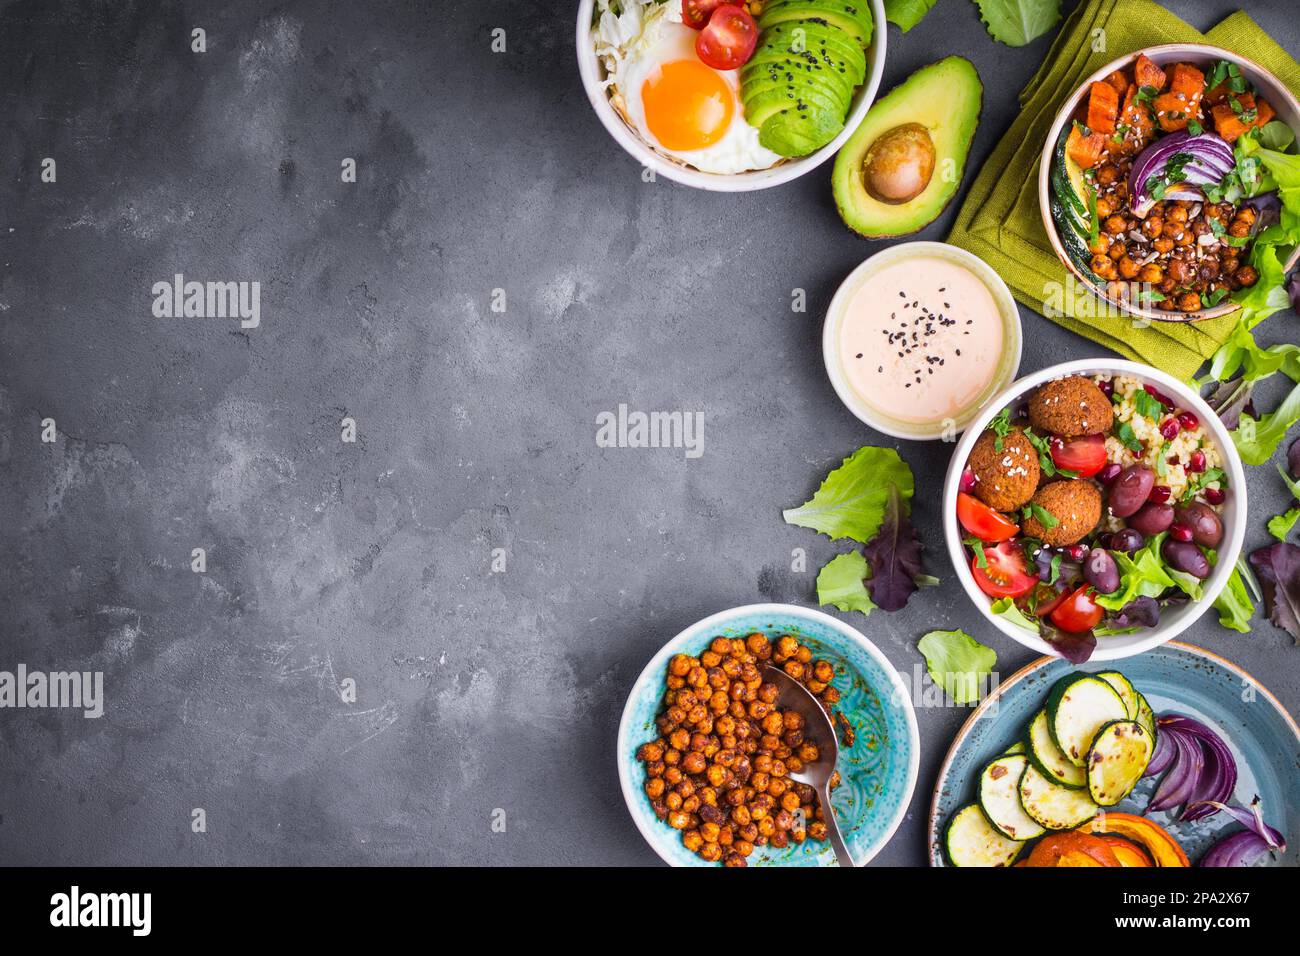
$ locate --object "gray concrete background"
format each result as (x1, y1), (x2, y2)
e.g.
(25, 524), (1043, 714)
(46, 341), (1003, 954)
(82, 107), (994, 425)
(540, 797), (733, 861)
(0, 0), (1296, 866)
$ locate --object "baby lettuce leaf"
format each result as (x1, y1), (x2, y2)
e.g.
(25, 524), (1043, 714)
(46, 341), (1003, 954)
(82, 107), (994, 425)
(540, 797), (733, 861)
(1249, 543), (1300, 643)
(916, 629), (996, 705)
(1270, 508), (1300, 541)
(973, 0), (1062, 47)
(782, 446), (914, 543)
(990, 596), (1037, 630)
(861, 484), (925, 611)
(816, 551), (877, 616)
(885, 0), (938, 32)
(1040, 624), (1097, 663)
(1234, 379), (1300, 465)
(1096, 533), (1176, 610)
(1213, 568), (1255, 633)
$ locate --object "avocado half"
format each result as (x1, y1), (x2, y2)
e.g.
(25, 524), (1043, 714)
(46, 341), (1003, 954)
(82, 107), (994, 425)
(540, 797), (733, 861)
(832, 56), (983, 239)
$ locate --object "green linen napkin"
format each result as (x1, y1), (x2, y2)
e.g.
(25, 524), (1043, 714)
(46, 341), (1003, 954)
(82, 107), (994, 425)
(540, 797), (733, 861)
(947, 0), (1300, 380)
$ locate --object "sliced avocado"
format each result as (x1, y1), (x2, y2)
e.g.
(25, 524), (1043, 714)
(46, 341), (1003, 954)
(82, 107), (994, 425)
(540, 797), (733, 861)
(748, 20), (867, 85)
(743, 58), (852, 115)
(759, 1), (874, 48)
(759, 106), (844, 156)
(743, 80), (845, 130)
(831, 56), (982, 239)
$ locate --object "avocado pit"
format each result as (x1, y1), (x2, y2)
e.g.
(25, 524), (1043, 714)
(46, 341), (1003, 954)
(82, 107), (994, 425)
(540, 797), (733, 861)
(862, 123), (936, 205)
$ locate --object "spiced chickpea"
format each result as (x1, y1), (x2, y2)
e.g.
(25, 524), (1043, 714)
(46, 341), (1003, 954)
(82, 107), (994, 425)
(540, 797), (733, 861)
(1141, 216), (1163, 238)
(1236, 265), (1259, 286)
(1228, 219), (1252, 238)
(1095, 195), (1115, 219)
(1153, 237), (1174, 254)
(699, 842), (723, 862)
(645, 778), (666, 799)
(1088, 234), (1111, 256)
(1167, 204), (1189, 224)
(782, 659), (805, 680)
(1177, 292), (1202, 312)
(682, 751), (706, 774)
(1118, 256), (1140, 280)
(1108, 241), (1126, 261)
(669, 654), (693, 677)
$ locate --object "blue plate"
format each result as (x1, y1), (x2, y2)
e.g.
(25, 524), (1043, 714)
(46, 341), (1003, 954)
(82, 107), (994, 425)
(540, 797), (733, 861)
(929, 641), (1300, 866)
(619, 604), (919, 866)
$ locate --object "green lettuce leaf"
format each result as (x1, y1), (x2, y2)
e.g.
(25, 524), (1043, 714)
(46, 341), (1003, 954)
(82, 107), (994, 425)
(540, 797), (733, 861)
(1213, 568), (1255, 632)
(783, 446), (914, 543)
(990, 596), (1037, 630)
(1269, 507), (1300, 541)
(973, 0), (1062, 47)
(816, 551), (877, 615)
(1233, 379), (1300, 465)
(917, 629), (996, 704)
(884, 0), (938, 31)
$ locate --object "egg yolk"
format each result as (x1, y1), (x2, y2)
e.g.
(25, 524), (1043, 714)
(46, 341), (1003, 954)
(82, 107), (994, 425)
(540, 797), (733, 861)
(641, 59), (734, 152)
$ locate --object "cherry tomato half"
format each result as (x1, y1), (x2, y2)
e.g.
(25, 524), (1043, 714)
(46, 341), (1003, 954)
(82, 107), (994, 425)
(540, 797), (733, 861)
(1030, 583), (1068, 619)
(1049, 584), (1104, 633)
(1050, 433), (1108, 478)
(957, 492), (1019, 542)
(681, 0), (731, 29)
(971, 540), (1037, 599)
(695, 4), (758, 70)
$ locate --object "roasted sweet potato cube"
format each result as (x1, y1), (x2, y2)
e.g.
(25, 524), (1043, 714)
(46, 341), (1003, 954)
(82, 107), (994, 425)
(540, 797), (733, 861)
(1067, 125), (1106, 168)
(1104, 70), (1129, 96)
(1087, 81), (1120, 135)
(1117, 84), (1155, 151)
(1211, 93), (1278, 142)
(1154, 91), (1199, 132)
(1168, 62), (1205, 98)
(1134, 54), (1167, 91)
(1256, 96), (1277, 126)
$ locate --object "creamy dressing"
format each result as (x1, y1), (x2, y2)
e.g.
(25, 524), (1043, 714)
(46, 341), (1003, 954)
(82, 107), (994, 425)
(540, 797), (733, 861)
(839, 256), (1004, 425)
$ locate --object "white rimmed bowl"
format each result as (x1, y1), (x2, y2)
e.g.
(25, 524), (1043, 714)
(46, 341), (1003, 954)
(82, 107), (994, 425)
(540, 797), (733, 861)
(823, 241), (1023, 440)
(942, 359), (1247, 661)
(576, 0), (887, 192)
(1037, 43), (1300, 323)
(617, 603), (919, 866)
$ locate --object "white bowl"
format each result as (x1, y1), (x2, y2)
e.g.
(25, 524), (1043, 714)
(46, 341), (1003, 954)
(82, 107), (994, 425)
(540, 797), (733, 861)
(822, 241), (1023, 440)
(942, 359), (1247, 661)
(576, 0), (887, 192)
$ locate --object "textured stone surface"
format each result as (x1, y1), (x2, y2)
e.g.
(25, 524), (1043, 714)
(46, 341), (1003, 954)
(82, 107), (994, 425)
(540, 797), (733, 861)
(0, 0), (1295, 866)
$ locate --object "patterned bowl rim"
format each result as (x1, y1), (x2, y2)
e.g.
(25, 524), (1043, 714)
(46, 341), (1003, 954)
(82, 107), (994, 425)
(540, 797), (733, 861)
(617, 602), (921, 866)
(925, 639), (1300, 865)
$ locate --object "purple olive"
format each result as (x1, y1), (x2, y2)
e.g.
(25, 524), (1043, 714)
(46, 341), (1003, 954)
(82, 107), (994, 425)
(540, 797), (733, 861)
(1163, 539), (1211, 579)
(1128, 502), (1175, 537)
(1289, 436), (1300, 482)
(1174, 501), (1224, 548)
(1111, 528), (1145, 554)
(1083, 547), (1120, 594)
(1108, 464), (1156, 518)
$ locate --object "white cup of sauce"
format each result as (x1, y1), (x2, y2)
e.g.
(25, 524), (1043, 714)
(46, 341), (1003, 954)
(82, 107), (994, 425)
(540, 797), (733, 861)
(823, 242), (1023, 440)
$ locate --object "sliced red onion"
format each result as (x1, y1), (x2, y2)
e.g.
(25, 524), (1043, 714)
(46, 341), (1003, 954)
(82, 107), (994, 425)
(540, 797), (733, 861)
(1196, 798), (1286, 867)
(1181, 728), (1237, 822)
(1144, 727), (1175, 777)
(1147, 729), (1203, 812)
(1130, 132), (1235, 217)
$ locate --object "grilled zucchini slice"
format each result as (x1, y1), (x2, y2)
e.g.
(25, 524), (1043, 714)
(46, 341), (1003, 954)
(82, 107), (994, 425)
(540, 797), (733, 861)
(979, 754), (1045, 841)
(944, 804), (1024, 867)
(1046, 674), (1128, 767)
(1096, 671), (1140, 720)
(1026, 708), (1087, 789)
(1086, 719), (1154, 807)
(1018, 760), (1099, 830)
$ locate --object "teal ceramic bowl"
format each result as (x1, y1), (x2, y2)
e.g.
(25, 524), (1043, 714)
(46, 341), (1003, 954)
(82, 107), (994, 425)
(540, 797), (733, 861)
(928, 641), (1300, 866)
(618, 603), (919, 867)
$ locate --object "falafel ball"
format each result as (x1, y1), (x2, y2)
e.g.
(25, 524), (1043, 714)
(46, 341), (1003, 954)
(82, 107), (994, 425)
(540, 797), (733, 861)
(1020, 480), (1103, 546)
(1028, 377), (1114, 437)
(968, 428), (1040, 512)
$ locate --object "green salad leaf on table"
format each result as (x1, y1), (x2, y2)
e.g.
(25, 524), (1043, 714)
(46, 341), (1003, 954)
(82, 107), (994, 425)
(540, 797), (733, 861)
(917, 629), (997, 704)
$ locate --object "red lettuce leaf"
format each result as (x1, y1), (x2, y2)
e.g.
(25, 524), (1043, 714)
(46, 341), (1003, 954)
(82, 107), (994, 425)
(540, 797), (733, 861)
(861, 484), (923, 612)
(1248, 542), (1300, 643)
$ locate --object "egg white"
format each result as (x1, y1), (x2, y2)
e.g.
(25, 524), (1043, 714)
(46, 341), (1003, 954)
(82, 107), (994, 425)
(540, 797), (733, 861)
(602, 5), (781, 175)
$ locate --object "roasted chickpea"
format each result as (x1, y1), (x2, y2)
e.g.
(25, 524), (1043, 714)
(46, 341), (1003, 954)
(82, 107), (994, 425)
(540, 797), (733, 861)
(1118, 255), (1140, 279)
(812, 660), (834, 683)
(1153, 237), (1174, 254)
(1167, 204), (1189, 224)
(1178, 292), (1202, 312)
(645, 778), (666, 799)
(1095, 195), (1115, 219)
(1236, 265), (1259, 286)
(682, 751), (706, 774)
(1088, 233), (1111, 256)
(668, 654), (693, 677)
(668, 810), (691, 830)
(744, 633), (769, 655)
(1096, 164), (1118, 185)
(808, 821), (828, 840)
(782, 660), (805, 680)
(1141, 216), (1163, 238)
(1104, 214), (1128, 235)
(1228, 219), (1252, 238)
(775, 635), (798, 660)
(699, 842), (722, 862)
(1138, 263), (1163, 284)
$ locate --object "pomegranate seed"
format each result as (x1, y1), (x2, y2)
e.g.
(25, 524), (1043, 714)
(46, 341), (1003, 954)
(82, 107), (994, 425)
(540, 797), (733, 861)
(1066, 544), (1089, 561)
(1145, 384), (1175, 410)
(960, 467), (977, 493)
(1159, 418), (1181, 440)
(1177, 411), (1199, 431)
(1097, 463), (1123, 484)
(1148, 485), (1172, 504)
(1205, 487), (1226, 505)
(1170, 523), (1194, 542)
(1097, 379), (1114, 397)
(1188, 450), (1207, 473)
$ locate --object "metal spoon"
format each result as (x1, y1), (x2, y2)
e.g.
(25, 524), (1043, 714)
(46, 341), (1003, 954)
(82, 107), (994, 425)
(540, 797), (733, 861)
(763, 665), (855, 867)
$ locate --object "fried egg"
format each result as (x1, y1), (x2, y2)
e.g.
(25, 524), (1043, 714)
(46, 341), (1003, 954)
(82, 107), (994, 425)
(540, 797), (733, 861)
(599, 4), (780, 175)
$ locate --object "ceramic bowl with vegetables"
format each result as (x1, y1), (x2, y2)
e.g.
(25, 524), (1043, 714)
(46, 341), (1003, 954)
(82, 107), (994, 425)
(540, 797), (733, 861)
(578, 0), (887, 191)
(929, 643), (1298, 868)
(943, 359), (1247, 663)
(1038, 44), (1300, 322)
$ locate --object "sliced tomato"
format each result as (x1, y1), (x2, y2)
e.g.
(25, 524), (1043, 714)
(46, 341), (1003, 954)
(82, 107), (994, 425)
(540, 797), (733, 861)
(956, 493), (1018, 542)
(1049, 584), (1104, 633)
(971, 540), (1037, 599)
(694, 4), (758, 70)
(681, 0), (730, 29)
(1050, 433), (1108, 478)
(1030, 583), (1068, 619)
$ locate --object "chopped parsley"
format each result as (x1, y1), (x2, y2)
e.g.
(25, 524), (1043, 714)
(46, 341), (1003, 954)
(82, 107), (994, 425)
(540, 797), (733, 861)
(988, 407), (1014, 452)
(965, 537), (989, 568)
(1182, 467), (1226, 502)
(1024, 428), (1079, 479)
(1114, 421), (1144, 453)
(1133, 388), (1166, 420)
(1022, 502), (1061, 530)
